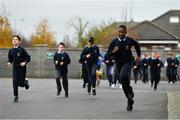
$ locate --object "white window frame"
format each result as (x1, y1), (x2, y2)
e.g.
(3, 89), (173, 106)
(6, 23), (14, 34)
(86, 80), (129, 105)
(169, 16), (179, 23)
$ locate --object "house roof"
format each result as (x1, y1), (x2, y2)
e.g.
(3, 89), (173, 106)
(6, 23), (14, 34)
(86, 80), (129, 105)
(115, 21), (139, 29)
(152, 10), (180, 22)
(127, 20), (178, 40)
(151, 9), (180, 42)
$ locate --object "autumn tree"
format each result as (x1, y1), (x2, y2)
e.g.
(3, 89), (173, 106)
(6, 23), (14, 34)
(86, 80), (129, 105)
(0, 15), (13, 48)
(68, 17), (89, 48)
(88, 21), (117, 48)
(31, 19), (56, 48)
(20, 35), (32, 47)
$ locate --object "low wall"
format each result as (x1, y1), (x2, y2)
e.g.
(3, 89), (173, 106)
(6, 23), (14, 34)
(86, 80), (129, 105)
(0, 45), (179, 80)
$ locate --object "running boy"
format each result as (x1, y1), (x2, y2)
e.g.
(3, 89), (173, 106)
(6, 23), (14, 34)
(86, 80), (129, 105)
(80, 37), (99, 95)
(7, 35), (31, 102)
(106, 25), (141, 111)
(53, 42), (71, 97)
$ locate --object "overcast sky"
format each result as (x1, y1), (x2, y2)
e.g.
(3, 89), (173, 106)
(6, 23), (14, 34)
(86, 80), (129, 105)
(0, 0), (180, 42)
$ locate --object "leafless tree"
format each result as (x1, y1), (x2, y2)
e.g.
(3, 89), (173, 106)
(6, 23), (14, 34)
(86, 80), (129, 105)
(68, 17), (89, 47)
(63, 35), (72, 48)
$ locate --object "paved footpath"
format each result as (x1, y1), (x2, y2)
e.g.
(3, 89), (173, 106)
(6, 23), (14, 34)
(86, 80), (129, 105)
(0, 78), (180, 120)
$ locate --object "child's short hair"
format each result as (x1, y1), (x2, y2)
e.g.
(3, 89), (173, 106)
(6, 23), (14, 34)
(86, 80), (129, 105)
(58, 42), (65, 47)
(168, 52), (173, 56)
(119, 25), (127, 30)
(12, 35), (21, 41)
(88, 36), (94, 44)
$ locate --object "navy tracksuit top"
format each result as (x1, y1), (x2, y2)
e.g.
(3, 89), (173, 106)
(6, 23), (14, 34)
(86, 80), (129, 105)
(8, 46), (31, 68)
(80, 45), (99, 65)
(107, 36), (141, 63)
(53, 52), (71, 73)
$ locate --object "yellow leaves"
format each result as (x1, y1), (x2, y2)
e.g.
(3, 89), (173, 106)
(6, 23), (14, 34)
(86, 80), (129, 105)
(31, 19), (56, 48)
(88, 23), (117, 48)
(0, 16), (13, 48)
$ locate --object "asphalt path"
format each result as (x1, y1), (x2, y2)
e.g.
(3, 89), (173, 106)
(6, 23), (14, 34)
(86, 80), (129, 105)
(0, 78), (180, 119)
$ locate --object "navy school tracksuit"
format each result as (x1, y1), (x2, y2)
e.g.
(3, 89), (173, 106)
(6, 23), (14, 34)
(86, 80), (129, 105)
(104, 53), (115, 87)
(8, 46), (31, 97)
(80, 45), (99, 95)
(107, 36), (141, 101)
(149, 58), (163, 90)
(53, 51), (71, 96)
(132, 60), (141, 84)
(113, 63), (121, 85)
(166, 57), (179, 83)
(141, 58), (149, 83)
(79, 56), (89, 88)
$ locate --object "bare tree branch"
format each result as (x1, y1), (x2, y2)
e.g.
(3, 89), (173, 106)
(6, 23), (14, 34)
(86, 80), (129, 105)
(68, 17), (89, 47)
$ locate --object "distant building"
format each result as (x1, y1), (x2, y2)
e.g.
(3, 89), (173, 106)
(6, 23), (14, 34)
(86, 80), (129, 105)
(127, 10), (180, 49)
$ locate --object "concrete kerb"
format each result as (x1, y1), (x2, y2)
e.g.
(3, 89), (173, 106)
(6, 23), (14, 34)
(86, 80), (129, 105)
(168, 91), (180, 119)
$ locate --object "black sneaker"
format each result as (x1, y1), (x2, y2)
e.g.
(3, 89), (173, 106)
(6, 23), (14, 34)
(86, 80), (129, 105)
(92, 88), (96, 96)
(24, 80), (29, 90)
(57, 91), (61, 96)
(65, 91), (68, 97)
(87, 85), (91, 94)
(83, 83), (86, 88)
(13, 96), (19, 103)
(127, 99), (134, 111)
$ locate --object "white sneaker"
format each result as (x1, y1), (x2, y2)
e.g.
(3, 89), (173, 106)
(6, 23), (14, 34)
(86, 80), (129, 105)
(119, 84), (122, 89)
(170, 81), (173, 85)
(111, 84), (116, 88)
(111, 84), (114, 88)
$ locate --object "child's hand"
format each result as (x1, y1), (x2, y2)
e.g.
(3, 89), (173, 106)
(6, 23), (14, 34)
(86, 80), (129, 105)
(133, 66), (137, 69)
(60, 62), (64, 65)
(112, 46), (119, 53)
(135, 56), (140, 63)
(55, 61), (58, 64)
(157, 63), (160, 67)
(106, 60), (109, 63)
(98, 56), (103, 61)
(20, 62), (26, 67)
(7, 62), (11, 67)
(86, 54), (91, 58)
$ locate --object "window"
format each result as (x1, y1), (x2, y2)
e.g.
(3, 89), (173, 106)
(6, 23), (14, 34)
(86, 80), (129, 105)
(169, 16), (179, 23)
